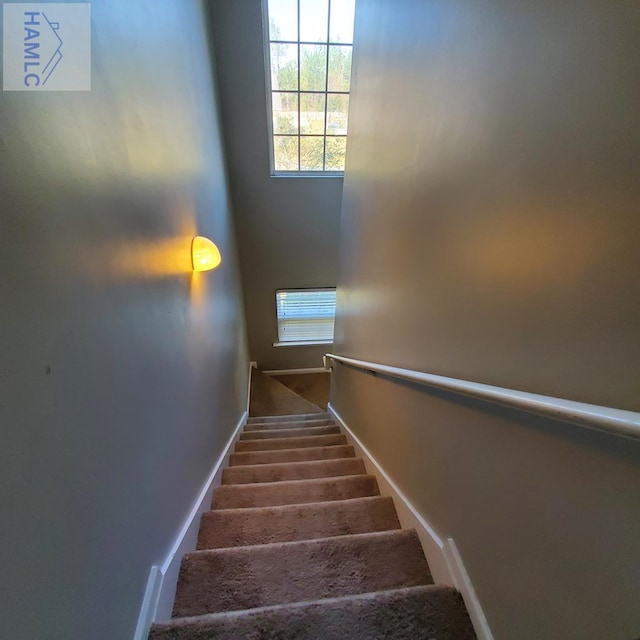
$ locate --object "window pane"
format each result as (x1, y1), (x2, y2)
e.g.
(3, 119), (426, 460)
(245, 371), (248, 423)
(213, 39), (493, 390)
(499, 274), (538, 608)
(267, 1), (352, 173)
(325, 136), (346, 171)
(300, 0), (329, 43)
(327, 45), (352, 91)
(300, 136), (324, 171)
(270, 43), (298, 90)
(300, 93), (326, 134)
(276, 289), (336, 342)
(274, 136), (299, 170)
(300, 44), (327, 91)
(268, 0), (297, 40)
(329, 0), (355, 43)
(272, 92), (298, 134)
(326, 94), (349, 135)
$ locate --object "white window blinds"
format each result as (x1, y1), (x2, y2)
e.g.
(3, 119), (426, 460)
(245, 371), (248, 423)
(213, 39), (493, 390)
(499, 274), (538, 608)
(276, 288), (336, 343)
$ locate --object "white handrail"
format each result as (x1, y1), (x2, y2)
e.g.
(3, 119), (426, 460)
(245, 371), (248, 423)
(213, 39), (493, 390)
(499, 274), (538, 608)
(324, 353), (640, 441)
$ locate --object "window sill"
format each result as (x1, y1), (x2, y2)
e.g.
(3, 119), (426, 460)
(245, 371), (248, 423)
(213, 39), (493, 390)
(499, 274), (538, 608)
(273, 340), (334, 348)
(270, 172), (344, 179)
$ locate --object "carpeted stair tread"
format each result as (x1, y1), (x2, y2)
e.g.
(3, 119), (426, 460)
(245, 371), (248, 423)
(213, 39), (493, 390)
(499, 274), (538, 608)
(150, 585), (476, 640)
(222, 458), (366, 485)
(212, 474), (379, 509)
(229, 444), (355, 467)
(244, 418), (335, 431)
(239, 425), (341, 440)
(197, 496), (400, 548)
(235, 433), (347, 452)
(172, 529), (433, 617)
(247, 413), (330, 424)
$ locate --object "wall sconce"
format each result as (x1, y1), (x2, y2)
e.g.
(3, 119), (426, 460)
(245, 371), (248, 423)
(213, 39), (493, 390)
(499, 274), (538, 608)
(191, 236), (221, 272)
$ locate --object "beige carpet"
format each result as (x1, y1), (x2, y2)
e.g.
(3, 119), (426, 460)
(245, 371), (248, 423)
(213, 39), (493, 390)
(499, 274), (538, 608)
(272, 372), (330, 409)
(249, 369), (325, 416)
(149, 411), (476, 639)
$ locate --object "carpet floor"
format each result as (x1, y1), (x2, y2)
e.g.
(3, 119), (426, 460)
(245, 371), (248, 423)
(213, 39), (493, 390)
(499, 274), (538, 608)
(149, 411), (476, 639)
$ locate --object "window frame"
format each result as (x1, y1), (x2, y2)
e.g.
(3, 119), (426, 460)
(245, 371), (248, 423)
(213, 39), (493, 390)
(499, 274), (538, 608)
(261, 0), (352, 178)
(273, 287), (337, 347)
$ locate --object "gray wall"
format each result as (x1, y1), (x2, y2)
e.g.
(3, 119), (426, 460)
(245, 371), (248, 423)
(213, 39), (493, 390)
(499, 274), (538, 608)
(331, 1), (640, 638)
(0, 1), (248, 638)
(209, 0), (343, 371)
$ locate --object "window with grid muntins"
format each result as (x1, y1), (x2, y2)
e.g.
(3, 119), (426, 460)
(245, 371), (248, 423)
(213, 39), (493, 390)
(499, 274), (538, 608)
(275, 289), (337, 344)
(264, 0), (355, 174)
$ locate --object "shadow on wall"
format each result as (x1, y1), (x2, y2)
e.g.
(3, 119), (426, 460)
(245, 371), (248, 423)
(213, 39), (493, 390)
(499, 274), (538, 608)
(272, 373), (331, 410)
(249, 369), (326, 416)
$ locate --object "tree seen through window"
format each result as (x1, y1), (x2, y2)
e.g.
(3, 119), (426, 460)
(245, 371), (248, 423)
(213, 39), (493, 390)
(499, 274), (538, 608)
(266, 0), (355, 172)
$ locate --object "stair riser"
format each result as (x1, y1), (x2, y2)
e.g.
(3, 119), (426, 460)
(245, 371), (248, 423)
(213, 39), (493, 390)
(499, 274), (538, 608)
(239, 426), (341, 440)
(198, 497), (400, 549)
(247, 413), (329, 424)
(151, 586), (477, 640)
(244, 419), (334, 431)
(212, 475), (379, 509)
(235, 434), (347, 452)
(229, 445), (355, 467)
(173, 530), (432, 617)
(222, 458), (366, 484)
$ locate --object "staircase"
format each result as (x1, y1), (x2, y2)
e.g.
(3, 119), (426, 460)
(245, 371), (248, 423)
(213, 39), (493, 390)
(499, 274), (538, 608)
(149, 412), (476, 639)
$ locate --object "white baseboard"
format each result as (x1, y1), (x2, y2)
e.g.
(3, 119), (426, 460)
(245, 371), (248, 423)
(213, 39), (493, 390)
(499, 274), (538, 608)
(247, 361), (254, 415)
(133, 410), (247, 640)
(328, 402), (493, 640)
(328, 403), (452, 585)
(444, 539), (494, 640)
(262, 367), (328, 376)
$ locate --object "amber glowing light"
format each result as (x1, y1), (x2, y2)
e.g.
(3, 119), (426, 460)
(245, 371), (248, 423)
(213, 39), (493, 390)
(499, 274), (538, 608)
(191, 236), (221, 272)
